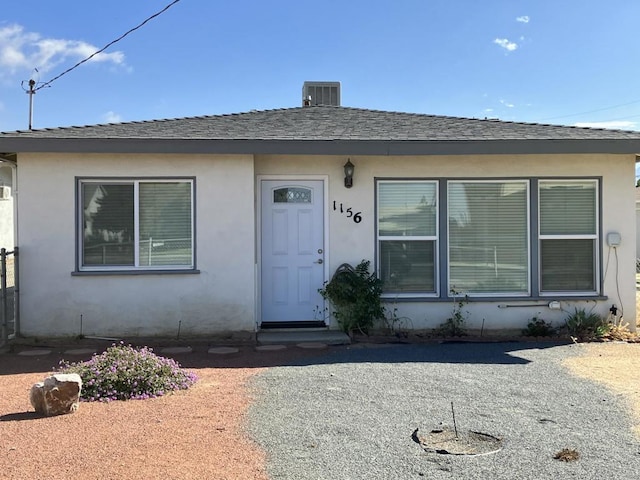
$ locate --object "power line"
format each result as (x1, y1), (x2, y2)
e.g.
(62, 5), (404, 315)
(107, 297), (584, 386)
(587, 112), (640, 122)
(536, 98), (640, 122)
(36, 0), (181, 91)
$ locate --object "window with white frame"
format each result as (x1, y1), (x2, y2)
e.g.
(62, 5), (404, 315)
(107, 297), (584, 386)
(376, 178), (599, 298)
(539, 180), (598, 293)
(448, 180), (529, 295)
(79, 179), (194, 270)
(377, 181), (438, 294)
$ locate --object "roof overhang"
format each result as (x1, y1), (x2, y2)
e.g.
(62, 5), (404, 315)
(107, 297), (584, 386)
(1, 137), (640, 156)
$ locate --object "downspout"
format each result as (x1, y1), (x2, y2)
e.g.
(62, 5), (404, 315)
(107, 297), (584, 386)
(0, 155), (19, 337)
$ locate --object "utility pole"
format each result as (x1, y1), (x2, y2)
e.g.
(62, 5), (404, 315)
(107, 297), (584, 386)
(27, 78), (36, 130)
(22, 69), (40, 131)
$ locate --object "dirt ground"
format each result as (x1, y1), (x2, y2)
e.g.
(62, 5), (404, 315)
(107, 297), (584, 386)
(562, 288), (640, 436)
(564, 342), (640, 437)
(0, 332), (639, 478)
(0, 344), (324, 480)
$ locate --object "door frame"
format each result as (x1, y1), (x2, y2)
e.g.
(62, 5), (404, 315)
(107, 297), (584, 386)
(256, 174), (330, 328)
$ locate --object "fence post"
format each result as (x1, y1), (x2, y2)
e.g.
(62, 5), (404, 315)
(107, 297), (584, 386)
(1, 247), (6, 346)
(13, 247), (19, 338)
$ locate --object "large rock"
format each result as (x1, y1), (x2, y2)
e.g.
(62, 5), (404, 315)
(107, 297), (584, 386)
(30, 373), (83, 416)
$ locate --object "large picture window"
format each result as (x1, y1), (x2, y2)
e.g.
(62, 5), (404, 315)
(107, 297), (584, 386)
(80, 179), (194, 270)
(377, 181), (438, 294)
(448, 181), (529, 295)
(376, 178), (599, 298)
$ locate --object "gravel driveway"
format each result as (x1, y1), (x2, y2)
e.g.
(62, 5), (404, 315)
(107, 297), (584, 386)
(249, 342), (640, 479)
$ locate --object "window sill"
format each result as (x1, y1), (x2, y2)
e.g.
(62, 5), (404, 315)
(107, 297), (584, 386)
(383, 295), (608, 303)
(72, 269), (200, 276)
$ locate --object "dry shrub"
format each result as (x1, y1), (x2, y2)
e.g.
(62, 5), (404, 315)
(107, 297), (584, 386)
(566, 307), (638, 343)
(600, 316), (638, 342)
(554, 448), (579, 462)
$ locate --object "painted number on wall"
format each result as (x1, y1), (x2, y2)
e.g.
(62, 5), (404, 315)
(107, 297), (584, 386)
(333, 201), (362, 223)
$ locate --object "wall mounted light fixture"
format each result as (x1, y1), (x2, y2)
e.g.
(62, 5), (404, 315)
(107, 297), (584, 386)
(344, 159), (354, 188)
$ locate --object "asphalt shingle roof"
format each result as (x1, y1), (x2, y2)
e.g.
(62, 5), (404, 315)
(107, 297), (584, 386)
(4, 105), (640, 141)
(2, 106), (640, 155)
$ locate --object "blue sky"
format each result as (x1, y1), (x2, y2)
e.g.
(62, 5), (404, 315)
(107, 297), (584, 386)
(1, 0), (640, 132)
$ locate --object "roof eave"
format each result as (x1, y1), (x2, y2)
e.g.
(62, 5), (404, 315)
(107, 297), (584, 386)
(1, 138), (640, 156)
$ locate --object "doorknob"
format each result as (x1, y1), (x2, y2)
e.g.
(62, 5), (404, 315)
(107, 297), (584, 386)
(314, 259), (323, 264)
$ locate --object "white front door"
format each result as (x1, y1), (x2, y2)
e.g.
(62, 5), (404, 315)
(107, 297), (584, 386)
(261, 180), (325, 323)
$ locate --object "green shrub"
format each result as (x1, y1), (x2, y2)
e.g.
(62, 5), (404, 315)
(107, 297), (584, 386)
(522, 316), (556, 337)
(318, 260), (385, 334)
(565, 307), (608, 341)
(58, 343), (197, 402)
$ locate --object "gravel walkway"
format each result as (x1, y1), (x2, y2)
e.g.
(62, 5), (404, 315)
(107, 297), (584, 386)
(249, 342), (640, 479)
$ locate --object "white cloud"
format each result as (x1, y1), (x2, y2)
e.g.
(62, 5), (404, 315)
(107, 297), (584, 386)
(500, 99), (515, 108)
(494, 38), (518, 52)
(574, 120), (637, 130)
(103, 111), (123, 123)
(0, 23), (125, 79)
(516, 16), (530, 24)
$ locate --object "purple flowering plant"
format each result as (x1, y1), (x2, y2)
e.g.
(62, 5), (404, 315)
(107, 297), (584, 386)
(58, 342), (197, 402)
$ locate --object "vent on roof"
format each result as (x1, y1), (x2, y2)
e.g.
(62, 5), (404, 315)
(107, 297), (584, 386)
(302, 81), (341, 106)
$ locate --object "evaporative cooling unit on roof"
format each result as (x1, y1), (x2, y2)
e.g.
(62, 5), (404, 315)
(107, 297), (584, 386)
(302, 81), (341, 106)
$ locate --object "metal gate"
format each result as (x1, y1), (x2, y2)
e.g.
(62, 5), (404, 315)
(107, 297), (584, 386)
(1, 247), (19, 348)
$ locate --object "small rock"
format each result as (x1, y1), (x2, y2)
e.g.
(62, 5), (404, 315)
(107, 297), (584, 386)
(30, 373), (82, 416)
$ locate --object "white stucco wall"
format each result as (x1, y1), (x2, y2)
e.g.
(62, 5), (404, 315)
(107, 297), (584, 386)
(17, 152), (256, 337)
(0, 166), (14, 251)
(16, 151), (637, 338)
(636, 193), (640, 259)
(256, 153), (637, 333)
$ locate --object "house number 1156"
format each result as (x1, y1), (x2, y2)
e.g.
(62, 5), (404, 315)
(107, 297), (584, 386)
(333, 201), (362, 223)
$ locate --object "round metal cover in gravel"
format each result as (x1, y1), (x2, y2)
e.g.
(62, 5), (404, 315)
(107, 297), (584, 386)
(412, 427), (502, 456)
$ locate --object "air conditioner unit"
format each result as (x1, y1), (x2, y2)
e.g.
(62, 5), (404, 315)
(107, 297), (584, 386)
(0, 186), (11, 200)
(302, 81), (341, 106)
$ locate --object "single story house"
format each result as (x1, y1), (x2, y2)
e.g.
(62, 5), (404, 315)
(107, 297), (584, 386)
(1, 96), (639, 338)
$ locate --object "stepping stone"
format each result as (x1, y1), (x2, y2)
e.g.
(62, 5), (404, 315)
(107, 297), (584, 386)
(208, 346), (239, 355)
(63, 348), (97, 356)
(255, 344), (287, 352)
(296, 342), (328, 350)
(17, 349), (52, 356)
(160, 346), (193, 354)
